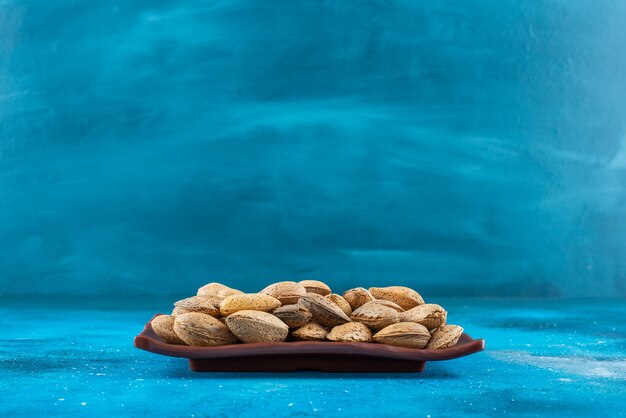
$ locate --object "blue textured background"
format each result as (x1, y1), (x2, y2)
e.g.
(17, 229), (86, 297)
(2, 0), (626, 297)
(1, 3), (625, 417)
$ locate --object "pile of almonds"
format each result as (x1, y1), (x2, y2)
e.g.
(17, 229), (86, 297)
(151, 281), (464, 349)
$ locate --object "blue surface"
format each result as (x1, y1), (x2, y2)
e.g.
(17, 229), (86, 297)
(1, 298), (624, 417)
(2, 0), (626, 298)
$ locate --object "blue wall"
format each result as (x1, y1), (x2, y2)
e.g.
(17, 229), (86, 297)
(1, 1), (625, 297)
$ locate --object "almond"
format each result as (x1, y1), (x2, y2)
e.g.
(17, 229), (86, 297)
(197, 282), (244, 306)
(368, 299), (404, 312)
(369, 286), (424, 310)
(326, 294), (353, 316)
(298, 280), (331, 296)
(426, 324), (464, 349)
(173, 312), (238, 346)
(350, 301), (401, 331)
(219, 293), (282, 316)
(172, 296), (220, 317)
(373, 322), (431, 348)
(343, 287), (374, 310)
(272, 304), (312, 328)
(327, 322), (373, 343)
(292, 321), (328, 341)
(260, 281), (307, 305)
(400, 304), (447, 330)
(299, 293), (351, 327)
(225, 310), (289, 343)
(151, 315), (187, 345)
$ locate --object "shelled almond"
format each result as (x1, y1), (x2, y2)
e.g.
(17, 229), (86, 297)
(173, 312), (238, 346)
(219, 293), (281, 316)
(400, 304), (447, 330)
(272, 304), (312, 328)
(172, 296), (220, 317)
(225, 310), (289, 343)
(151, 314), (186, 345)
(298, 293), (351, 327)
(343, 287), (374, 310)
(151, 281), (465, 349)
(260, 281), (307, 305)
(327, 322), (373, 343)
(326, 294), (352, 316)
(292, 321), (327, 341)
(350, 301), (400, 331)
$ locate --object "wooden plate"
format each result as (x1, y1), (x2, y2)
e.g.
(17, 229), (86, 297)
(134, 314), (485, 372)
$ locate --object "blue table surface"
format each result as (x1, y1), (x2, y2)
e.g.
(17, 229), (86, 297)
(1, 297), (624, 417)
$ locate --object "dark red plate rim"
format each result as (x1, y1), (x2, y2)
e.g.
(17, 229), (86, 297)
(135, 314), (485, 361)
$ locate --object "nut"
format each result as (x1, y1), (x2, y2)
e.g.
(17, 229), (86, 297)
(400, 304), (447, 330)
(373, 322), (431, 348)
(173, 312), (238, 346)
(219, 293), (282, 316)
(197, 282), (244, 306)
(298, 280), (331, 296)
(225, 310), (289, 343)
(151, 315), (187, 345)
(327, 322), (373, 343)
(343, 287), (374, 310)
(426, 324), (464, 349)
(299, 293), (351, 327)
(292, 321), (328, 341)
(149, 281), (470, 351)
(326, 294), (352, 316)
(272, 304), (312, 328)
(368, 299), (404, 312)
(172, 296), (220, 317)
(260, 281), (307, 305)
(369, 286), (424, 310)
(350, 301), (401, 331)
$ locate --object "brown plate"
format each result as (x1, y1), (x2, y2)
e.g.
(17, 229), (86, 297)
(134, 314), (485, 372)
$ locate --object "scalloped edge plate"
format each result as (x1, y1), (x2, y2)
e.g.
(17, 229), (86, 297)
(135, 314), (485, 372)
